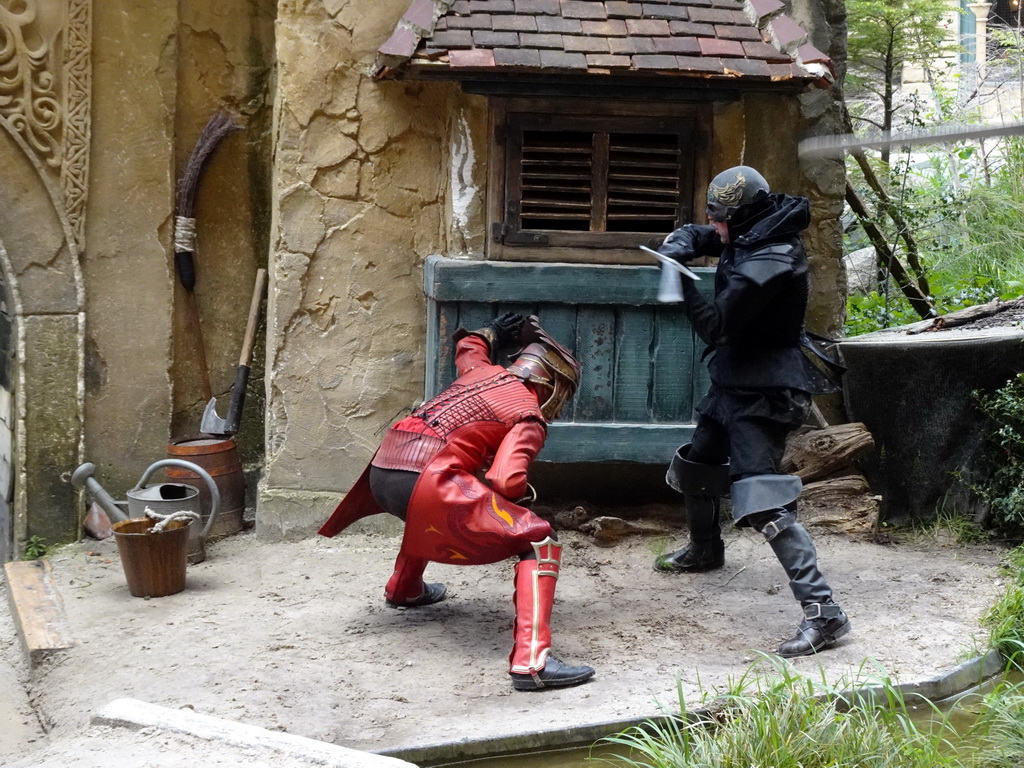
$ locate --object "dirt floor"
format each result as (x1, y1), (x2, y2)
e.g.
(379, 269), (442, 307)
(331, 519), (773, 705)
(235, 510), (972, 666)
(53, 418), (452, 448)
(0, 507), (1011, 765)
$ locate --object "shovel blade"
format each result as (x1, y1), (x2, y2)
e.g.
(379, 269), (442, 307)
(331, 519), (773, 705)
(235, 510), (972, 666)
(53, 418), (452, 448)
(200, 397), (233, 436)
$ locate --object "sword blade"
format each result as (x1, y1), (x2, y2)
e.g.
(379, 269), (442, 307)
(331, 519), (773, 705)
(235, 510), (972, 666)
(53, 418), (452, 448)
(799, 121), (1024, 158)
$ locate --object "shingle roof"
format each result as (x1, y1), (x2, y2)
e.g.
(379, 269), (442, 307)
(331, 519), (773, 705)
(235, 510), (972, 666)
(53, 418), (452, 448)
(372, 0), (833, 88)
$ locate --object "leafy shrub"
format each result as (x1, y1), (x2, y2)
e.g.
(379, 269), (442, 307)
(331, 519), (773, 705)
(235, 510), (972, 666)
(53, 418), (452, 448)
(974, 374), (1024, 538)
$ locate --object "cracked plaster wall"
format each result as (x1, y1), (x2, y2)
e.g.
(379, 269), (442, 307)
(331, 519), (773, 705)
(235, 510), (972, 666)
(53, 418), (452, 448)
(260, 0), (480, 538)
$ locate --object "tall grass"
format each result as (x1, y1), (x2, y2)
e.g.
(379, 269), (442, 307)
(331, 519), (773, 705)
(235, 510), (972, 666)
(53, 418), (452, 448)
(982, 545), (1024, 668)
(597, 656), (966, 768)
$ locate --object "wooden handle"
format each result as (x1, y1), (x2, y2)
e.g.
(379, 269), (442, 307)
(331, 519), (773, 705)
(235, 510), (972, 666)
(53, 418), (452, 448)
(239, 269), (268, 366)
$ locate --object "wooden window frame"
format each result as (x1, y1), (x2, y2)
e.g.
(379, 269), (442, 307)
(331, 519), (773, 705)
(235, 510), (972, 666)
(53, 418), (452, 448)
(487, 98), (712, 264)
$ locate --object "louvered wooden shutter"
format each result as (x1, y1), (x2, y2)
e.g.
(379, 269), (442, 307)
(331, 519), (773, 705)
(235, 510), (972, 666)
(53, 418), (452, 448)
(501, 114), (695, 249)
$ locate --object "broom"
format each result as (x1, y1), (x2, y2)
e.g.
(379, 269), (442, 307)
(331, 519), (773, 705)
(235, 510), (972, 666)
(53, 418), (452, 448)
(173, 112), (244, 401)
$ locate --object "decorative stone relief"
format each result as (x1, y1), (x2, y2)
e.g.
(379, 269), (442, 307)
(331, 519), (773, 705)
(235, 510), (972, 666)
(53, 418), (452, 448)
(0, 0), (91, 248)
(60, 0), (91, 248)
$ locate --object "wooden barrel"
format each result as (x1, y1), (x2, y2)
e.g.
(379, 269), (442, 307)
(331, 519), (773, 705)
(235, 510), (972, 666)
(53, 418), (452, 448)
(166, 437), (246, 540)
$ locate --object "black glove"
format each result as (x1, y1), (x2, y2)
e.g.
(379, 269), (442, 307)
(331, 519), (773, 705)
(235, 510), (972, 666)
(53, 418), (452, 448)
(485, 312), (524, 349)
(659, 225), (701, 264)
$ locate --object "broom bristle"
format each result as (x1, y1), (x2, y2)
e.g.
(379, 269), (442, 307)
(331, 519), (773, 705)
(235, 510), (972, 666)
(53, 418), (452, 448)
(175, 112), (244, 216)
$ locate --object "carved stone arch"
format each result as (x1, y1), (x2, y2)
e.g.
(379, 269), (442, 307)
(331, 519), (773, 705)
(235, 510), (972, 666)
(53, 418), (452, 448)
(0, 118), (84, 561)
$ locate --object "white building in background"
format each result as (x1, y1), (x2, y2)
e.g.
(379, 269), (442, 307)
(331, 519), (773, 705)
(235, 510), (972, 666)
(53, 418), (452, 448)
(903, 1), (1024, 122)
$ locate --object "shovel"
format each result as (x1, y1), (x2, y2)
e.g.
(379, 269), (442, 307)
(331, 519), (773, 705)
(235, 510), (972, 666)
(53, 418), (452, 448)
(201, 268), (267, 437)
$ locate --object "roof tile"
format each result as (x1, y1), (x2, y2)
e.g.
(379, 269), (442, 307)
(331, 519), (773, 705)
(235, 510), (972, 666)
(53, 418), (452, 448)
(560, 1), (608, 20)
(493, 15), (539, 31)
(379, 0), (817, 86)
(746, 0), (785, 23)
(606, 1), (644, 18)
(698, 36), (745, 57)
(537, 16), (584, 32)
(379, 26), (421, 58)
(520, 32), (567, 48)
(688, 7), (746, 24)
(539, 49), (590, 68)
(427, 29), (475, 48)
(586, 53), (633, 67)
(653, 36), (701, 54)
(402, 0), (438, 32)
(669, 20), (715, 37)
(493, 47), (543, 65)
(797, 41), (831, 65)
(449, 48), (497, 66)
(513, 0), (560, 14)
(626, 18), (672, 36)
(564, 35), (612, 52)
(771, 15), (807, 51)
(674, 54), (724, 73)
(609, 36), (658, 54)
(715, 24), (761, 41)
(742, 39), (790, 62)
(641, 4), (690, 20)
(581, 19), (628, 36)
(470, 0), (515, 11)
(634, 54), (683, 70)
(472, 30), (520, 46)
(723, 57), (771, 76)
(447, 14), (494, 29)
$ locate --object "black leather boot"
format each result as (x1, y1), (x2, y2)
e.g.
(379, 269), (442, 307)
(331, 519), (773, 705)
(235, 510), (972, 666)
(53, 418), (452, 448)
(511, 655), (596, 691)
(777, 603), (851, 657)
(656, 496), (724, 572)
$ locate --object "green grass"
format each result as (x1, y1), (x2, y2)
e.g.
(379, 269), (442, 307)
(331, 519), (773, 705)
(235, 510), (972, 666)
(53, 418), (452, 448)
(597, 657), (966, 768)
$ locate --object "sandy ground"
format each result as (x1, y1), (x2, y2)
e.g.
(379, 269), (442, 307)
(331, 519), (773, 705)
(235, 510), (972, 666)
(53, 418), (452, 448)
(0, 508), (1011, 765)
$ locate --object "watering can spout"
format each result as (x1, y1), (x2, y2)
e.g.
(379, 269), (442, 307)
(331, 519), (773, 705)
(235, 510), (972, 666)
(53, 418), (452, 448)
(71, 463), (129, 523)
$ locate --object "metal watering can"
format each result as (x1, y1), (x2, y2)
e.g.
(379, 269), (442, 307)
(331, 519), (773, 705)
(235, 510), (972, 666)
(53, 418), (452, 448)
(72, 459), (221, 564)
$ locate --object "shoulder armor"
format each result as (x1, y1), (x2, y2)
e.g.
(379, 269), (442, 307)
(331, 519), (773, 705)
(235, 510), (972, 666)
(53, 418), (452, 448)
(733, 243), (797, 286)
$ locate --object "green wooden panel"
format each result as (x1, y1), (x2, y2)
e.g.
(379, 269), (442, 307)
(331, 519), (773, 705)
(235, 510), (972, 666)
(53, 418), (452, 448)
(613, 308), (653, 421)
(424, 255), (716, 304)
(538, 422), (693, 463)
(422, 256), (720, 462)
(574, 307), (615, 421)
(652, 308), (694, 422)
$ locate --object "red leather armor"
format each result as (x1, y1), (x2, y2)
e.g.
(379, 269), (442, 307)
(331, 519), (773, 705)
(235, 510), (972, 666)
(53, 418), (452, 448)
(319, 334), (553, 565)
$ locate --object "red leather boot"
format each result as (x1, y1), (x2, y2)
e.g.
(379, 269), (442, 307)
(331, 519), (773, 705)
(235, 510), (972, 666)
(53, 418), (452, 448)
(509, 537), (594, 691)
(384, 551), (446, 607)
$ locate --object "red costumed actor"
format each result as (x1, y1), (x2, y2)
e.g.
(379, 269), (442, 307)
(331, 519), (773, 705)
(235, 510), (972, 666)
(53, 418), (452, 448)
(318, 313), (595, 691)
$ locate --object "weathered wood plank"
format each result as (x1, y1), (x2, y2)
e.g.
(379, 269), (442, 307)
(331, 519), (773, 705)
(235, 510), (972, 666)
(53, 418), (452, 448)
(613, 308), (653, 421)
(575, 307), (615, 421)
(540, 422), (693, 463)
(424, 255), (714, 305)
(652, 308), (693, 422)
(4, 559), (75, 666)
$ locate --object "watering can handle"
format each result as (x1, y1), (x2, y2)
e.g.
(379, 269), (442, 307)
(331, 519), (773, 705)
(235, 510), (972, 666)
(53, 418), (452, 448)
(132, 459), (221, 540)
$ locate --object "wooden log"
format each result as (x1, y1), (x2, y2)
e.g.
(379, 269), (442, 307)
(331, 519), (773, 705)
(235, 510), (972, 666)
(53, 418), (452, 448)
(782, 422), (875, 483)
(798, 475), (879, 537)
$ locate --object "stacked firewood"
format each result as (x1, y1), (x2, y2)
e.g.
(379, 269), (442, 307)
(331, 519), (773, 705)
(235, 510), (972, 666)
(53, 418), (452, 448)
(781, 422), (879, 536)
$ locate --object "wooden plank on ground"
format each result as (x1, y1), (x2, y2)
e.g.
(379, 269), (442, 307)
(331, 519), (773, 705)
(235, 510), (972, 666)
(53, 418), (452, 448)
(4, 559), (75, 666)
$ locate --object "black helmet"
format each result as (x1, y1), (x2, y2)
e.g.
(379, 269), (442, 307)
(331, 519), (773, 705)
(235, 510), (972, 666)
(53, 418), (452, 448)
(705, 166), (770, 223)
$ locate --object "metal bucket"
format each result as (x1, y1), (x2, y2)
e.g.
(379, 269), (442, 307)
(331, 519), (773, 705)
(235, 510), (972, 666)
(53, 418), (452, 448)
(112, 517), (191, 597)
(126, 460), (220, 564)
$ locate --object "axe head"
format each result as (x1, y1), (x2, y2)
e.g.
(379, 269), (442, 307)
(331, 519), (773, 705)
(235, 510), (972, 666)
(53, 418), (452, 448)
(200, 396), (234, 436)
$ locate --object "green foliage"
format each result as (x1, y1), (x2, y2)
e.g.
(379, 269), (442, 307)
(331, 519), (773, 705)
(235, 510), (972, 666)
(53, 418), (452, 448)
(981, 546), (1024, 667)
(23, 535), (49, 560)
(598, 657), (966, 768)
(844, 135), (1024, 336)
(846, 0), (952, 131)
(973, 375), (1024, 539)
